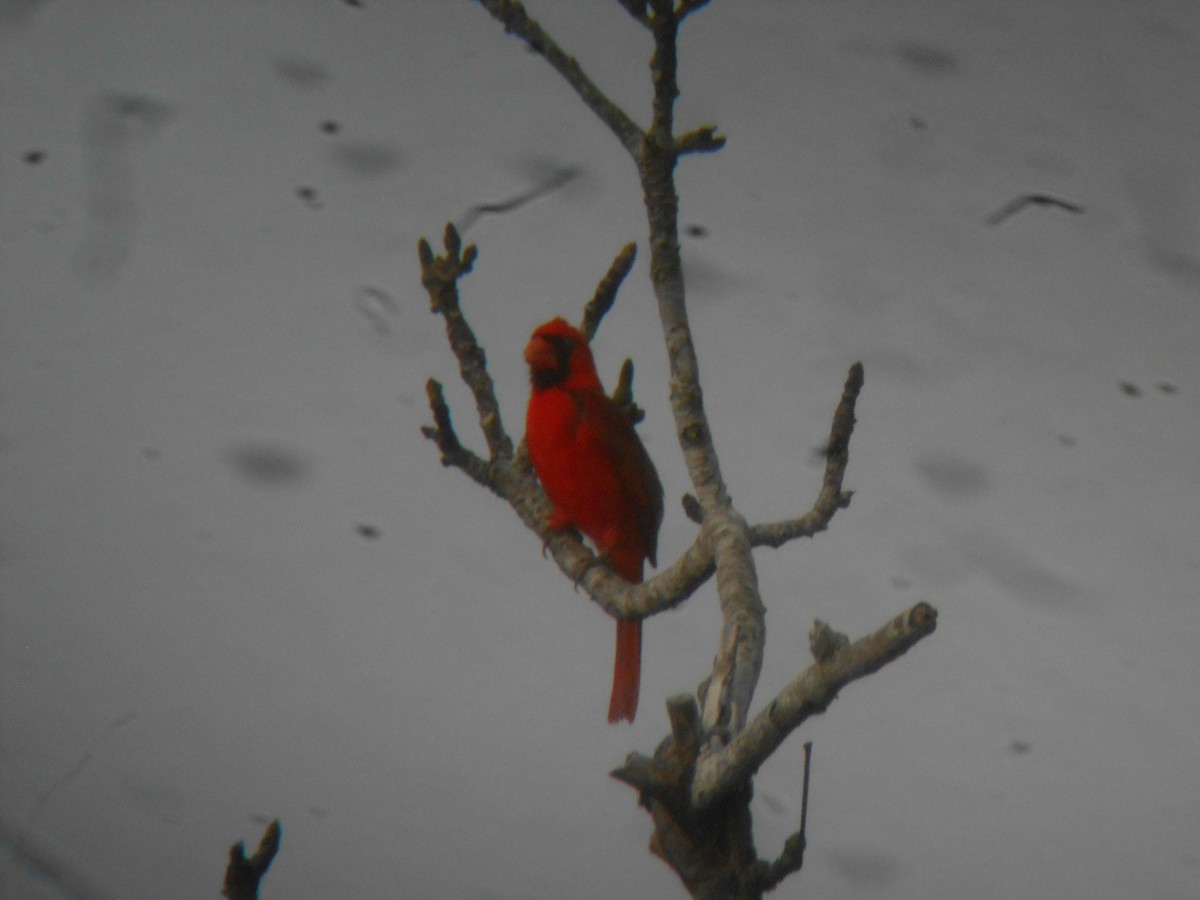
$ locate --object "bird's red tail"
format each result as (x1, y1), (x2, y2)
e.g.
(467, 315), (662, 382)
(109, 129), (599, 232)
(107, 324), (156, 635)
(608, 619), (642, 723)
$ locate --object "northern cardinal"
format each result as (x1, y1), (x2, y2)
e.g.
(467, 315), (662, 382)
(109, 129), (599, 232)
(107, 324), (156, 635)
(524, 317), (664, 723)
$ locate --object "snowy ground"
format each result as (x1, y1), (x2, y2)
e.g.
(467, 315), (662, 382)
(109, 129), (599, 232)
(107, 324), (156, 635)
(3, 1), (1199, 898)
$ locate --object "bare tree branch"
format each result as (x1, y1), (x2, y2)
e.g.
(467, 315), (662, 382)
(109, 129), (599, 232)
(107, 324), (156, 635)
(647, 1), (682, 149)
(610, 358), (644, 424)
(675, 124), (727, 156)
(752, 829), (806, 894)
(609, 605), (935, 897)
(691, 603), (939, 810)
(579, 356), (864, 620)
(417, 224), (512, 462)
(546, 349), (866, 619)
(582, 242), (638, 341)
(749, 361), (862, 547)
(476, 0), (645, 156)
(222, 819), (281, 900)
(420, 379), (495, 490)
(550, 0), (757, 741)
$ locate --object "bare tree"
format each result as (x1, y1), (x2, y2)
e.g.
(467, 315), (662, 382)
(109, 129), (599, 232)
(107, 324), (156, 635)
(419, 3), (938, 897)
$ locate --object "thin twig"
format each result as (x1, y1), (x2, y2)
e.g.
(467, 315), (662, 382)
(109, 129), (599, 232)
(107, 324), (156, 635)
(476, 0), (644, 155)
(420, 379), (495, 489)
(751, 362), (863, 547)
(675, 125), (726, 156)
(582, 242), (638, 340)
(755, 827), (807, 893)
(799, 740), (812, 846)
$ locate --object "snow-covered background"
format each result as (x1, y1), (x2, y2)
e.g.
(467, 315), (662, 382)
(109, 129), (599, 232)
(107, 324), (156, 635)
(3, 1), (1198, 897)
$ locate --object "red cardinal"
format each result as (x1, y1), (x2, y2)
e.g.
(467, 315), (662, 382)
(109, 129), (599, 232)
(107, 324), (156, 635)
(524, 317), (664, 723)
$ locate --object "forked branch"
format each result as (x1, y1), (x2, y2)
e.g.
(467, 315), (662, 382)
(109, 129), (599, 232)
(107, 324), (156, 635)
(690, 602), (939, 810)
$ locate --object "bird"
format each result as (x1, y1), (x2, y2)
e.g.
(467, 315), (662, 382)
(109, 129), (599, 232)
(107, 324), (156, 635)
(524, 317), (664, 723)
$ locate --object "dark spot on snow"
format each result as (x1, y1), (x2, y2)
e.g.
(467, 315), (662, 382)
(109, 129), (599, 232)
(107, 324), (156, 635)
(1009, 739), (1031, 755)
(955, 528), (1083, 609)
(227, 442), (312, 488)
(828, 846), (903, 888)
(891, 575), (912, 590)
(1147, 246), (1200, 287)
(356, 523), (381, 539)
(142, 447), (161, 460)
(103, 93), (173, 128)
(1156, 381), (1178, 395)
(297, 185), (321, 208)
(273, 57), (332, 90)
(909, 115), (927, 130)
(1119, 381), (1141, 397)
(121, 777), (185, 823)
(74, 91), (173, 284)
(1057, 434), (1076, 447)
(354, 285), (398, 334)
(0, 0), (54, 30)
(685, 223), (708, 238)
(23, 149), (45, 164)
(320, 119), (340, 134)
(895, 40), (958, 76)
(679, 251), (737, 304)
(328, 139), (404, 179)
(758, 792), (787, 815)
(915, 453), (991, 502)
(341, 0), (364, 7)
